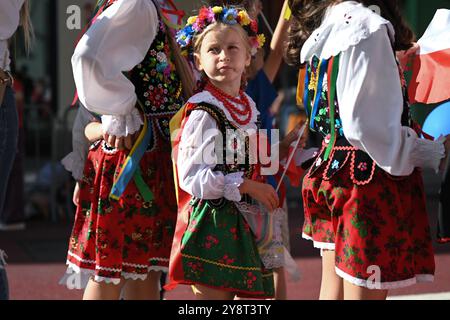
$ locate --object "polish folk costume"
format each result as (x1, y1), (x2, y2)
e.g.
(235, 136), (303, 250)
(62, 0), (185, 285)
(165, 7), (282, 298)
(299, 2), (446, 289)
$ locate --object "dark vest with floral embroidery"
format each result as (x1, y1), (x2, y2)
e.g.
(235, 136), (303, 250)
(186, 102), (258, 207)
(304, 54), (413, 184)
(94, 0), (184, 152)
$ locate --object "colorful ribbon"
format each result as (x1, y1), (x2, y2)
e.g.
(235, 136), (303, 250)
(324, 54), (340, 161)
(110, 101), (153, 201)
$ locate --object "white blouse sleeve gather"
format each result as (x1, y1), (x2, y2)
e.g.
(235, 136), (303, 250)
(177, 110), (244, 201)
(71, 0), (158, 137)
(61, 106), (97, 181)
(337, 26), (445, 176)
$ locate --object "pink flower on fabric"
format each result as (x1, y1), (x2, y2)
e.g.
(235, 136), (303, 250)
(358, 162), (368, 171)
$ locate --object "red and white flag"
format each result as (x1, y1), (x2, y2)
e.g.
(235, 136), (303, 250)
(409, 9), (450, 104)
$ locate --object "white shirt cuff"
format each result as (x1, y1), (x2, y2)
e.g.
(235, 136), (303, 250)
(101, 108), (143, 137)
(223, 172), (244, 202)
(412, 136), (446, 173)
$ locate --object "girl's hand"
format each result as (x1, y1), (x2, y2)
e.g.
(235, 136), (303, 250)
(73, 182), (80, 206)
(240, 179), (279, 212)
(397, 42), (419, 71)
(280, 121), (307, 159)
(103, 133), (137, 150)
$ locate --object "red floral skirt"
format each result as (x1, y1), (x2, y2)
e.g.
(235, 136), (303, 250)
(66, 140), (177, 284)
(302, 164), (435, 289)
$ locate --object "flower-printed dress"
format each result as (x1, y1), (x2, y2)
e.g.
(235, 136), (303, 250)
(165, 91), (274, 298)
(299, 2), (445, 289)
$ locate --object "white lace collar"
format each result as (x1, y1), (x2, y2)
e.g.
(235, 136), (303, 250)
(188, 90), (260, 131)
(300, 1), (395, 63)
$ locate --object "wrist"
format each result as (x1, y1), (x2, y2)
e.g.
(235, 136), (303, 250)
(239, 178), (249, 195)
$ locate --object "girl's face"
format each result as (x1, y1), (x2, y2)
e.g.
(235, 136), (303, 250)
(195, 26), (251, 94)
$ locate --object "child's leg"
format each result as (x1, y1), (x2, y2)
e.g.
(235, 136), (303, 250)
(273, 267), (287, 300)
(343, 281), (388, 300)
(193, 285), (235, 300)
(319, 250), (343, 300)
(83, 278), (127, 300)
(122, 271), (162, 300)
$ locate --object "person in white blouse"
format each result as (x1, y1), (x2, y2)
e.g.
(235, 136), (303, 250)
(0, 0), (33, 300)
(62, 0), (195, 300)
(165, 5), (307, 300)
(286, 0), (450, 300)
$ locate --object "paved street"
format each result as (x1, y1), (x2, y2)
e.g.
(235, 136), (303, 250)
(1, 169), (449, 300)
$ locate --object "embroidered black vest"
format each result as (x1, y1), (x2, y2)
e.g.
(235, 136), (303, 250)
(95, 0), (184, 153)
(186, 103), (257, 207)
(304, 54), (413, 184)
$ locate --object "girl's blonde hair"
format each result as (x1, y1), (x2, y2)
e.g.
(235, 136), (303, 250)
(20, 0), (34, 54)
(166, 30), (195, 100)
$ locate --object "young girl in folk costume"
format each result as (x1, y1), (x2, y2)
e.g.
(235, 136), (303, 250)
(165, 5), (303, 300)
(286, 0), (450, 300)
(61, 0), (194, 300)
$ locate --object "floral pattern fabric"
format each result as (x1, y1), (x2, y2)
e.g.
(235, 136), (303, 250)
(67, 141), (177, 281)
(169, 103), (274, 298)
(302, 159), (435, 287)
(65, 1), (182, 283)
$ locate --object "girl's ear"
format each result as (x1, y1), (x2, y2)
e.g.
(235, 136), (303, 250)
(245, 51), (252, 68)
(194, 53), (203, 72)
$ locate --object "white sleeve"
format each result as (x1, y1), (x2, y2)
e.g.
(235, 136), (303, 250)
(337, 26), (445, 176)
(71, 0), (158, 137)
(0, 0), (24, 40)
(61, 106), (96, 181)
(177, 110), (244, 201)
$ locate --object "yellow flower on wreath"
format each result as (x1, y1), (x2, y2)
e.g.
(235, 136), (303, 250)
(257, 34), (266, 48)
(212, 6), (223, 14)
(187, 15), (197, 25)
(238, 10), (251, 26)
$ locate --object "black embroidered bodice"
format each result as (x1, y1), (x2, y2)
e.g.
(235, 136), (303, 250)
(304, 55), (413, 184)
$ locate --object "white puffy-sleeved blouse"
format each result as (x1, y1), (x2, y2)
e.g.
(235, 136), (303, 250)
(71, 0), (158, 138)
(0, 0), (25, 71)
(177, 91), (260, 202)
(300, 1), (445, 176)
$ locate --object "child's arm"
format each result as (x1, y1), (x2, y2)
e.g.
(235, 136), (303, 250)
(85, 121), (103, 143)
(263, 0), (290, 83)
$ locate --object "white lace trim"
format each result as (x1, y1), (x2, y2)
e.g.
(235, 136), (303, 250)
(223, 172), (244, 202)
(335, 267), (434, 290)
(237, 204), (288, 269)
(68, 251), (169, 268)
(61, 152), (85, 181)
(60, 261), (169, 289)
(300, 1), (395, 63)
(0, 249), (7, 269)
(101, 108), (143, 137)
(68, 251), (95, 265)
(302, 233), (336, 251)
(188, 91), (259, 131)
(412, 135), (446, 173)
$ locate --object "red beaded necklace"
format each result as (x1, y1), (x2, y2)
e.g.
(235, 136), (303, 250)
(205, 82), (253, 126)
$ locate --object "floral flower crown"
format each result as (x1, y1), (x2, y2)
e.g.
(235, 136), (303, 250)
(176, 6), (266, 60)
